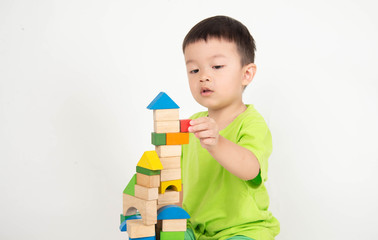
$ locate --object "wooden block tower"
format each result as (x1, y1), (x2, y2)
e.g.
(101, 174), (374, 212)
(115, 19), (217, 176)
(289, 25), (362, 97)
(120, 92), (191, 240)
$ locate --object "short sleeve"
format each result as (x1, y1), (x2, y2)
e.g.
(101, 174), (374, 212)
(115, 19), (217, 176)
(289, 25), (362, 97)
(237, 118), (273, 184)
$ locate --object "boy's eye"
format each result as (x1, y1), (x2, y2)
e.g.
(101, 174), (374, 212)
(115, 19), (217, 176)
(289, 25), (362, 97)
(213, 65), (224, 69)
(190, 69), (199, 74)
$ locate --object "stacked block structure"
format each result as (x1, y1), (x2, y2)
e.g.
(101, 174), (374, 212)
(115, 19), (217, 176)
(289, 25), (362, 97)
(120, 92), (191, 240)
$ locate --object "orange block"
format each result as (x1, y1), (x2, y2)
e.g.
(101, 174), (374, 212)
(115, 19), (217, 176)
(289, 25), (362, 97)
(166, 133), (189, 145)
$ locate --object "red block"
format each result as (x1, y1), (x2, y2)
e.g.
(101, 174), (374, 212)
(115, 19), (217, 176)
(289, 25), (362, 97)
(180, 119), (191, 133)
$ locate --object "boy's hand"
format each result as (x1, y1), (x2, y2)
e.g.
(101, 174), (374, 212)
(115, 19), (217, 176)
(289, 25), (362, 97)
(188, 117), (219, 150)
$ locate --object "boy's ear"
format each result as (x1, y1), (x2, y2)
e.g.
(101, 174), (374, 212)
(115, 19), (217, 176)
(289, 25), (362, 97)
(242, 63), (257, 86)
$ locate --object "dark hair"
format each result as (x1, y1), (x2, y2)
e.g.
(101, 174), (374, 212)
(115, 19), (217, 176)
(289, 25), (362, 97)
(182, 15), (256, 65)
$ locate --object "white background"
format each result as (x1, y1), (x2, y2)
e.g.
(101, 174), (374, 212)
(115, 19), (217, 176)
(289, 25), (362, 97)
(1, 0), (377, 239)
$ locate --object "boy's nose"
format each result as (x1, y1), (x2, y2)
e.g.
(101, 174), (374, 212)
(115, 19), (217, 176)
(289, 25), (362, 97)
(200, 75), (211, 82)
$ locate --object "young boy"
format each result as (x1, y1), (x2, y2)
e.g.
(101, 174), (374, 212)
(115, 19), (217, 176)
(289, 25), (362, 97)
(181, 16), (280, 240)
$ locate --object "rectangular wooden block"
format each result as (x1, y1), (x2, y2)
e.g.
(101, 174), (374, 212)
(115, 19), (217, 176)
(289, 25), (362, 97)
(129, 237), (156, 240)
(151, 132), (166, 146)
(127, 219), (155, 238)
(136, 173), (160, 188)
(166, 132), (189, 145)
(162, 219), (187, 232)
(160, 168), (181, 182)
(155, 145), (181, 158)
(134, 184), (158, 200)
(180, 119), (191, 133)
(154, 121), (180, 133)
(158, 190), (180, 205)
(160, 231), (185, 240)
(136, 166), (161, 176)
(159, 156), (181, 169)
(157, 186), (183, 210)
(154, 109), (179, 121)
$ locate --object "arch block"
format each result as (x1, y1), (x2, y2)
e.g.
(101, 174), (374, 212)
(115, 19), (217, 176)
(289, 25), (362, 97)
(123, 193), (157, 225)
(157, 205), (190, 220)
(160, 179), (182, 194)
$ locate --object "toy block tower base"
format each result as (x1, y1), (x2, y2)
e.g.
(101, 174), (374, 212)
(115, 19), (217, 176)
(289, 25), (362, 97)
(119, 92), (191, 240)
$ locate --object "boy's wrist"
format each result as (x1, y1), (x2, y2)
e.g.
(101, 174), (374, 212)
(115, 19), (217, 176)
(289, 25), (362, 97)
(205, 135), (223, 154)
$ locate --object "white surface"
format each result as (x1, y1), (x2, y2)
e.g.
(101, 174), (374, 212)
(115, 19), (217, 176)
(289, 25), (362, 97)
(1, 0), (377, 239)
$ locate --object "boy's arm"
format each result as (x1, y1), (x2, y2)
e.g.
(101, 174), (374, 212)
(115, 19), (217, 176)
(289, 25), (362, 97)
(188, 117), (260, 181)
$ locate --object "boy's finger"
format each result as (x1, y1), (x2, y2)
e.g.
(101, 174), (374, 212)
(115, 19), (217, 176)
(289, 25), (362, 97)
(189, 122), (212, 133)
(190, 117), (211, 126)
(195, 129), (216, 139)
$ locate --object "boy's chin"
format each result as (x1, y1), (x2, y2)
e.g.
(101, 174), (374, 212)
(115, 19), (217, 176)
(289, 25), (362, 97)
(193, 95), (222, 110)
(196, 101), (221, 111)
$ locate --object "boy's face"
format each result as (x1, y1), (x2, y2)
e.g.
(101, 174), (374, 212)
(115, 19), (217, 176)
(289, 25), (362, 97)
(184, 38), (255, 111)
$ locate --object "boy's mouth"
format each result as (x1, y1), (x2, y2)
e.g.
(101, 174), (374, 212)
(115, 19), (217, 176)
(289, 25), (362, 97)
(201, 87), (213, 96)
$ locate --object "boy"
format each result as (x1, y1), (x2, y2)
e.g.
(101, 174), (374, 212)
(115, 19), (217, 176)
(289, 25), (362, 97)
(181, 16), (280, 240)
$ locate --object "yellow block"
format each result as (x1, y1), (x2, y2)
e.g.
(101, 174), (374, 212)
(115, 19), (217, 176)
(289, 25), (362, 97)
(160, 179), (182, 194)
(137, 151), (163, 170)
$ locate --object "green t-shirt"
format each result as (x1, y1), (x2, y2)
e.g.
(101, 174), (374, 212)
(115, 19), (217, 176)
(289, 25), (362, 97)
(181, 105), (280, 240)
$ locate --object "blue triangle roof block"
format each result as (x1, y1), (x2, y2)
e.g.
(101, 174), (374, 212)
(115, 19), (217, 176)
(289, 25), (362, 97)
(157, 205), (190, 220)
(147, 92), (180, 110)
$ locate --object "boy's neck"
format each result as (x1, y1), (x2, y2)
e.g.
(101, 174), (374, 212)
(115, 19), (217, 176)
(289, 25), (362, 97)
(208, 102), (247, 130)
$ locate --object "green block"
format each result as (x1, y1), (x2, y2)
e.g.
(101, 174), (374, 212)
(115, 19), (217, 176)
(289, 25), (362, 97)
(120, 213), (141, 224)
(136, 166), (161, 176)
(160, 231), (185, 240)
(123, 174), (137, 195)
(151, 132), (166, 146)
(120, 214), (127, 223)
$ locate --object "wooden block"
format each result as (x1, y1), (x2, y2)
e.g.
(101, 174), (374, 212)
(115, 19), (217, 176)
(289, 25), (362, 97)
(158, 190), (180, 205)
(134, 184), (158, 200)
(127, 219), (155, 238)
(123, 174), (136, 195)
(180, 119), (191, 133)
(160, 156), (181, 169)
(120, 213), (141, 224)
(153, 109), (179, 121)
(154, 121), (180, 133)
(158, 185), (183, 209)
(123, 194), (157, 225)
(137, 151), (163, 170)
(129, 237), (156, 240)
(119, 214), (141, 232)
(155, 145), (181, 158)
(137, 173), (160, 188)
(166, 133), (189, 145)
(147, 92), (180, 110)
(151, 132), (166, 146)
(160, 168), (181, 182)
(136, 166), (161, 176)
(160, 231), (185, 240)
(160, 179), (181, 194)
(157, 202), (182, 210)
(157, 205), (190, 220)
(158, 184), (183, 209)
(162, 219), (187, 232)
